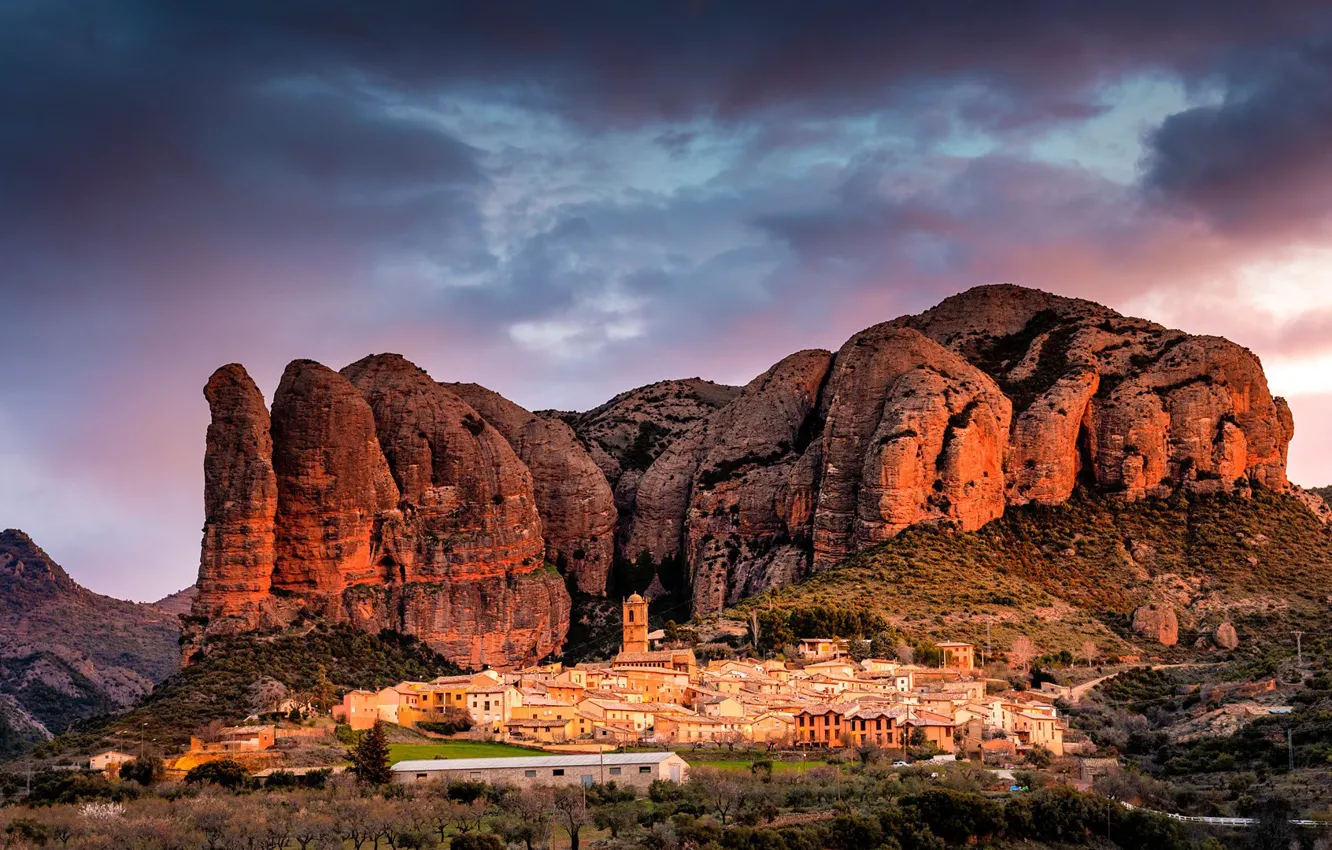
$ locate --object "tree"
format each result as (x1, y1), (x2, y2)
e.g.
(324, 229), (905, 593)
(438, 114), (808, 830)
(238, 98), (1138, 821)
(551, 785), (591, 850)
(1008, 637), (1036, 672)
(496, 787), (553, 850)
(350, 721), (392, 785)
(183, 759), (248, 789)
(1079, 641), (1098, 667)
(118, 756), (164, 786)
(593, 801), (642, 839)
(895, 643), (915, 664)
(688, 768), (751, 826)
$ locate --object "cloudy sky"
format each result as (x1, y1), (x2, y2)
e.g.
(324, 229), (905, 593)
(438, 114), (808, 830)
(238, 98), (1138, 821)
(4, 1), (1332, 601)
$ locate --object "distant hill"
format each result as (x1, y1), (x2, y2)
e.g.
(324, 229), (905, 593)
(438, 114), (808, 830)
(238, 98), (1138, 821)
(731, 489), (1332, 657)
(151, 586), (198, 617)
(1312, 486), (1332, 507)
(28, 622), (462, 764)
(0, 530), (183, 755)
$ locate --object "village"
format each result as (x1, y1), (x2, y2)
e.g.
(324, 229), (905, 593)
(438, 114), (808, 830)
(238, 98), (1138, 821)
(87, 594), (1082, 788)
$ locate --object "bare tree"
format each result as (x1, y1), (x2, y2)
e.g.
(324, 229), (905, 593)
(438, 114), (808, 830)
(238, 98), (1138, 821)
(292, 807), (341, 850)
(551, 785), (591, 850)
(895, 643), (915, 664)
(1079, 640), (1098, 667)
(498, 787), (554, 850)
(1008, 636), (1036, 672)
(688, 768), (751, 826)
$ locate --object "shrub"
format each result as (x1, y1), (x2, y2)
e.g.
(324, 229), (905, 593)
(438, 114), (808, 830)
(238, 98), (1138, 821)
(183, 759), (248, 790)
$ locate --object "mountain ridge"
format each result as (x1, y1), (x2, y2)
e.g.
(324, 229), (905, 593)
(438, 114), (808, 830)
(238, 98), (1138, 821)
(182, 284), (1301, 667)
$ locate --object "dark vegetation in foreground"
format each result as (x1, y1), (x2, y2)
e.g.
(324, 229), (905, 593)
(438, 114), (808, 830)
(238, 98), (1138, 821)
(0, 758), (1290, 850)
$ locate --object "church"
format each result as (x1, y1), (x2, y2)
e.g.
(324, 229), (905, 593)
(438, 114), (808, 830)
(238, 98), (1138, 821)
(611, 592), (697, 675)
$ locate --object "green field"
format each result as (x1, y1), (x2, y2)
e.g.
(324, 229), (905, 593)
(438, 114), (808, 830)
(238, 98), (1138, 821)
(690, 759), (829, 774)
(388, 740), (543, 764)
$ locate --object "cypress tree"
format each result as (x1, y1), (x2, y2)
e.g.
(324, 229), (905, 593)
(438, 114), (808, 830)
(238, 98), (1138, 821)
(350, 721), (392, 785)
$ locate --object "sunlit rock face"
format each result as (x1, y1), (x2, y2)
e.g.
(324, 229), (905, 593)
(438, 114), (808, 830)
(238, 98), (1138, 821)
(627, 284), (1293, 615)
(190, 354), (569, 669)
(190, 285), (1295, 629)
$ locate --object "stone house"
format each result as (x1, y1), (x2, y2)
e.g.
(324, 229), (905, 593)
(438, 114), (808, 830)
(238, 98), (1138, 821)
(393, 751), (689, 788)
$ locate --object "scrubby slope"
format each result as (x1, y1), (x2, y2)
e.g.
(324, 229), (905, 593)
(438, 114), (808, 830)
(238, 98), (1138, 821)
(25, 623), (462, 764)
(732, 490), (1332, 656)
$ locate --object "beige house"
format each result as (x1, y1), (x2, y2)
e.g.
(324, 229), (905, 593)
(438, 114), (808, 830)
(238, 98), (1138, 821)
(393, 751), (688, 788)
(467, 683), (523, 733)
(89, 751), (135, 774)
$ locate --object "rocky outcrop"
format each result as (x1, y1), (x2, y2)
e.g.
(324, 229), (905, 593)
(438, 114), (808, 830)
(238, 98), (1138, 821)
(625, 350), (833, 614)
(545, 378), (741, 517)
(1132, 604), (1179, 646)
(812, 326), (1011, 571)
(900, 284), (1294, 503)
(191, 355), (569, 668)
(624, 284), (1294, 616)
(195, 365), (277, 629)
(1213, 622), (1239, 650)
(447, 382), (615, 595)
(269, 360), (401, 602)
(189, 285), (1296, 631)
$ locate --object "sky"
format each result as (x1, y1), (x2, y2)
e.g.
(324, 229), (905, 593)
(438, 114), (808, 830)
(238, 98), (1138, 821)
(3, 1), (1332, 601)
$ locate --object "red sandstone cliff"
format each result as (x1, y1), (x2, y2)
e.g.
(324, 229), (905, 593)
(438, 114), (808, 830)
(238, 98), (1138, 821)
(447, 382), (616, 596)
(190, 355), (568, 668)
(625, 285), (1294, 615)
(189, 284), (1297, 631)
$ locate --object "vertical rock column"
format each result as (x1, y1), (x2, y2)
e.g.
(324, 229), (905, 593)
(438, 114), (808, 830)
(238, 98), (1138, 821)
(193, 364), (278, 629)
(269, 360), (400, 608)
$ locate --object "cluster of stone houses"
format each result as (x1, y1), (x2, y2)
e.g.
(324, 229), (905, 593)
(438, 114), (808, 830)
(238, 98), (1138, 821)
(334, 594), (1067, 760)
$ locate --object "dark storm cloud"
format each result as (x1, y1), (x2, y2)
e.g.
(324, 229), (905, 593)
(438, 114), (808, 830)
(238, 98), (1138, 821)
(1143, 37), (1332, 234)
(5, 0), (1332, 599)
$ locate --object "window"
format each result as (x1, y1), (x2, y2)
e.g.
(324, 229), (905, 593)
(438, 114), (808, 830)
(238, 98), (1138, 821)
(552, 769), (565, 776)
(470, 772), (482, 780)
(609, 767), (621, 776)
(639, 766), (651, 774)
(524, 770), (537, 778)
(484, 701), (491, 711)
(581, 775), (594, 787)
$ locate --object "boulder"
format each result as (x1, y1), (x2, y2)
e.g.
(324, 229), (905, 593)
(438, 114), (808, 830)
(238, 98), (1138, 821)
(1132, 604), (1179, 646)
(1213, 622), (1239, 650)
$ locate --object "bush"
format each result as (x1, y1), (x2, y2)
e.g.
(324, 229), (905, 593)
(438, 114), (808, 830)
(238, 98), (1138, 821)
(417, 707), (474, 736)
(183, 759), (249, 790)
(118, 755), (165, 786)
(450, 833), (504, 850)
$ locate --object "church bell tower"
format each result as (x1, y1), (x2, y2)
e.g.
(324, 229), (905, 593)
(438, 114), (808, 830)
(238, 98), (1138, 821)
(622, 592), (649, 654)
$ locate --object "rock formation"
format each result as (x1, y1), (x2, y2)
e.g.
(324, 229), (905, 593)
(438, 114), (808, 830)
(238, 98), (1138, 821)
(196, 365), (277, 629)
(624, 284), (1294, 615)
(447, 382), (616, 595)
(811, 325), (1011, 571)
(1132, 604), (1179, 646)
(191, 355), (569, 668)
(269, 360), (401, 601)
(1213, 622), (1239, 650)
(625, 350), (833, 613)
(543, 378), (741, 519)
(899, 284), (1293, 503)
(190, 284), (1297, 632)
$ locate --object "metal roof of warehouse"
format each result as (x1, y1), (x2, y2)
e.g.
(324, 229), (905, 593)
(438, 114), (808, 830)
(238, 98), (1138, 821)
(392, 752), (681, 772)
